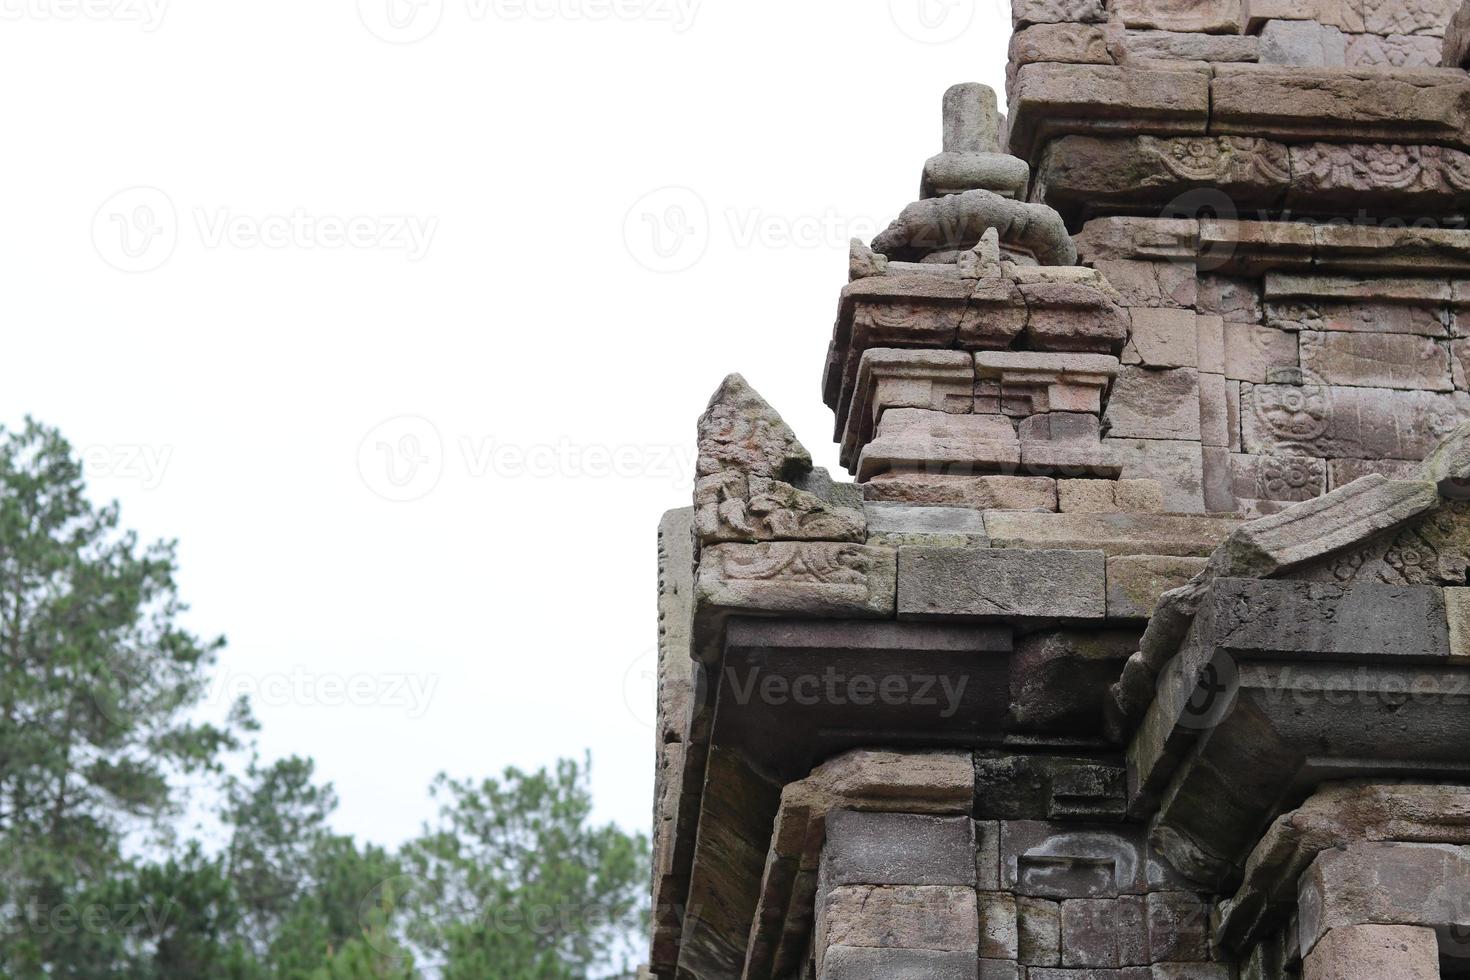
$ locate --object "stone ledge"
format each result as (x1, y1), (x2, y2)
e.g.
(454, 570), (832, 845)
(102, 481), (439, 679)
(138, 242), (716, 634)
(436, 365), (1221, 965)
(1009, 63), (1212, 161)
(865, 502), (992, 549)
(1034, 134), (1470, 225)
(693, 542), (898, 663)
(1126, 574), (1470, 886)
(862, 473), (1060, 511)
(1211, 64), (1470, 144)
(856, 410), (1022, 482)
(1076, 216), (1470, 279)
(1106, 556), (1212, 620)
(840, 349), (975, 468)
(1215, 782), (1470, 955)
(898, 547), (1107, 621)
(1011, 63), (1470, 163)
(984, 512), (1242, 557)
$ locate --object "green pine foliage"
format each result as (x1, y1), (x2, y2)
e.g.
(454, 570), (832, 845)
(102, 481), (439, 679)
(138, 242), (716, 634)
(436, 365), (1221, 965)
(0, 420), (649, 978)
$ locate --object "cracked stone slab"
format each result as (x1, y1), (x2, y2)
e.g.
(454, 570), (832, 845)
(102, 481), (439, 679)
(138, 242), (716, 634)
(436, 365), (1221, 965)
(1241, 383), (1470, 460)
(1210, 65), (1470, 147)
(862, 473), (1059, 511)
(864, 502), (991, 548)
(897, 546), (1106, 621)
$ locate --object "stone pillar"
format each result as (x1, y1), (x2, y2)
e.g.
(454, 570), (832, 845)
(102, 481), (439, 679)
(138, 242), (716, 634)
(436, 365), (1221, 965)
(812, 810), (980, 979)
(1302, 924), (1441, 980)
(1296, 840), (1470, 980)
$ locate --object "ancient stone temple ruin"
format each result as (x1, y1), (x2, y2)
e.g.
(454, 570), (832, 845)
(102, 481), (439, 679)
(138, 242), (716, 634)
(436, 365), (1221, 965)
(648, 2), (1470, 976)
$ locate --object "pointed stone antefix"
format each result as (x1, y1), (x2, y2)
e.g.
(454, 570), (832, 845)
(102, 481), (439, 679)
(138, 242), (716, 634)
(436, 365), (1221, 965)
(957, 227), (1003, 280)
(847, 238), (888, 281)
(694, 374), (865, 547)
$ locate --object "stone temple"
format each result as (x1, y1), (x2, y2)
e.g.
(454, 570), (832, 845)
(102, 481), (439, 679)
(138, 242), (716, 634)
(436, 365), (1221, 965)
(647, 2), (1470, 977)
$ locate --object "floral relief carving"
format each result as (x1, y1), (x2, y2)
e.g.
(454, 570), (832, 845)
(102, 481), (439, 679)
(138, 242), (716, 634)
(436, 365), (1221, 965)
(1262, 457), (1320, 499)
(716, 542), (874, 586)
(1292, 143), (1440, 195)
(1165, 137), (1231, 181)
(1253, 382), (1332, 446)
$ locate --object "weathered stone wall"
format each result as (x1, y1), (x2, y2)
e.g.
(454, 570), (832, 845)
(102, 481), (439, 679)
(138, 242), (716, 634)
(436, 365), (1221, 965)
(1009, 0), (1456, 78)
(645, 2), (1470, 976)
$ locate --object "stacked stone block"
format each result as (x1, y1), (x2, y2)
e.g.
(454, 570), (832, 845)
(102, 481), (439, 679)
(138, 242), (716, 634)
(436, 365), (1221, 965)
(1009, 0), (1453, 80)
(645, 1), (1470, 976)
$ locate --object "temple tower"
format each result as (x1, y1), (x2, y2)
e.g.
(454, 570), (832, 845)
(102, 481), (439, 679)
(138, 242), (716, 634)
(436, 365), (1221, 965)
(648, 2), (1470, 977)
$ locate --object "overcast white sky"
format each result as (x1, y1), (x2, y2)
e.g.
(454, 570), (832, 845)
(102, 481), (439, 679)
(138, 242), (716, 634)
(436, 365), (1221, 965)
(1, 0), (1011, 847)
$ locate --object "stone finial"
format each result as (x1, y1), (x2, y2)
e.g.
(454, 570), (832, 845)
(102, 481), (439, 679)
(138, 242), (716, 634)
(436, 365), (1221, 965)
(924, 83), (1030, 200)
(943, 82), (1001, 155)
(695, 375), (864, 546)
